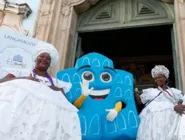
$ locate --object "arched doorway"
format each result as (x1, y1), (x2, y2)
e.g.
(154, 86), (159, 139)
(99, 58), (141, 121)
(76, 0), (179, 89)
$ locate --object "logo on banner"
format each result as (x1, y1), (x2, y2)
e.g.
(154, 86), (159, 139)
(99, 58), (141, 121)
(7, 55), (26, 68)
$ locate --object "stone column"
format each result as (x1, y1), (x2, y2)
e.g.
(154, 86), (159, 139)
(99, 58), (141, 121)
(34, 0), (99, 76)
(175, 0), (185, 91)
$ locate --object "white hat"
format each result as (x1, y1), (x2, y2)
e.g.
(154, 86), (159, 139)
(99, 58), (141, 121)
(34, 42), (59, 67)
(151, 65), (169, 78)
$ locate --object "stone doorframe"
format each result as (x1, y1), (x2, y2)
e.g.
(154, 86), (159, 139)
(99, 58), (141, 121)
(33, 0), (185, 91)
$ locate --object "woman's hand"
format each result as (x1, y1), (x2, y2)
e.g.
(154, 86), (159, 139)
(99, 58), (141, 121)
(174, 100), (185, 115)
(0, 74), (16, 83)
(134, 88), (143, 105)
(26, 76), (39, 82)
(15, 76), (39, 82)
(174, 105), (185, 115)
(5, 73), (15, 79)
(49, 86), (65, 94)
(0, 74), (39, 83)
(178, 99), (183, 105)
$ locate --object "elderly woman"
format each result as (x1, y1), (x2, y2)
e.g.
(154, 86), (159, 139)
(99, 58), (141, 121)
(0, 43), (81, 140)
(135, 65), (183, 140)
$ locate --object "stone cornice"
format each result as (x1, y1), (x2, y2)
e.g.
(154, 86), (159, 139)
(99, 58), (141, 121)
(0, 2), (32, 18)
(73, 0), (100, 14)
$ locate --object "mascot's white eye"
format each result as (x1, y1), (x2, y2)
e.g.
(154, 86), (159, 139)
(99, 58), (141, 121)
(100, 72), (112, 83)
(82, 71), (94, 82)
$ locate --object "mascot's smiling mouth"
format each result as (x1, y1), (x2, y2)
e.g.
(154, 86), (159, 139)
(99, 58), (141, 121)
(89, 89), (110, 100)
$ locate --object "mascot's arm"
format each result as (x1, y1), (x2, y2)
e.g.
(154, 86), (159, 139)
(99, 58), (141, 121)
(114, 101), (122, 113)
(73, 95), (87, 109)
(106, 101), (122, 121)
(74, 80), (94, 109)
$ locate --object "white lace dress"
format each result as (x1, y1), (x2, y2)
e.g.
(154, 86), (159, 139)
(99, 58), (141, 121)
(0, 71), (81, 140)
(137, 88), (183, 140)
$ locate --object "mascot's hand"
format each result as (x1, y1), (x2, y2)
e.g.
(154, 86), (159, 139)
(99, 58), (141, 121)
(80, 80), (94, 96)
(105, 109), (118, 121)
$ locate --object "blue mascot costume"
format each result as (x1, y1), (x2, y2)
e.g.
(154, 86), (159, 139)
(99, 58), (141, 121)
(57, 53), (139, 140)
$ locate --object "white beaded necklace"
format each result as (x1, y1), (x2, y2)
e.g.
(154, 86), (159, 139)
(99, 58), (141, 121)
(158, 86), (177, 105)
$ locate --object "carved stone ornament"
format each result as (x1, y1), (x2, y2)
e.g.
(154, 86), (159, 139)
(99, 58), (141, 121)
(61, 5), (71, 18)
(0, 2), (32, 18)
(62, 0), (71, 6)
(60, 0), (100, 30)
(179, 0), (185, 4)
(0, 1), (32, 35)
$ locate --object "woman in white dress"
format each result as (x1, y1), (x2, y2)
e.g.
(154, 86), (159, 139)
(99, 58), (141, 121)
(135, 65), (183, 140)
(0, 43), (81, 140)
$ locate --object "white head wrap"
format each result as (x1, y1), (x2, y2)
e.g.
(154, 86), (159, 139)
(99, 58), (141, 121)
(151, 65), (169, 78)
(34, 42), (59, 67)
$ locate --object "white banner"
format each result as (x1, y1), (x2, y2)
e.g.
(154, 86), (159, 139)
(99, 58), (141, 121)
(0, 29), (47, 78)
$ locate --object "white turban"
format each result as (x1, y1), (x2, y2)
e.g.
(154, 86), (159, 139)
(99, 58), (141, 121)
(151, 65), (170, 78)
(34, 42), (59, 67)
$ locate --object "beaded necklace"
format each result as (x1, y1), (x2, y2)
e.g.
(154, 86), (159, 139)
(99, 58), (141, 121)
(158, 86), (176, 105)
(32, 69), (54, 86)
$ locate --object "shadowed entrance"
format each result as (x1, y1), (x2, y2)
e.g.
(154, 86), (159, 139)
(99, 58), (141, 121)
(78, 25), (175, 89)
